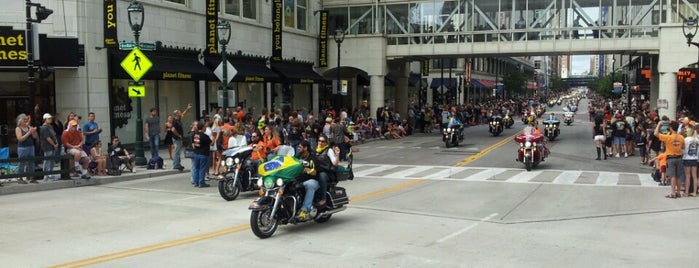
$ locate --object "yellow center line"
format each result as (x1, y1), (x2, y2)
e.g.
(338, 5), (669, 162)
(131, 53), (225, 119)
(51, 180), (430, 267)
(454, 131), (521, 167)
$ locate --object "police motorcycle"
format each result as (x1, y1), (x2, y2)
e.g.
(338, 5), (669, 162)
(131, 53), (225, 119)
(543, 118), (560, 141)
(515, 127), (546, 171)
(563, 112), (574, 126)
(248, 154), (351, 239)
(443, 119), (464, 148)
(502, 113), (514, 129)
(488, 115), (504, 136)
(218, 145), (294, 201)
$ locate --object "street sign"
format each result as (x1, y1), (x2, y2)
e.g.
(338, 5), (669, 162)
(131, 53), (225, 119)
(119, 42), (156, 51)
(119, 42), (136, 50)
(120, 47), (152, 82)
(128, 83), (146, 98)
(214, 60), (237, 85)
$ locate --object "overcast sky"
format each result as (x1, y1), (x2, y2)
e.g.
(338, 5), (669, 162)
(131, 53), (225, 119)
(571, 55), (591, 76)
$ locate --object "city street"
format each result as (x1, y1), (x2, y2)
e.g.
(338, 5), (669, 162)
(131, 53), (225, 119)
(2, 101), (698, 267)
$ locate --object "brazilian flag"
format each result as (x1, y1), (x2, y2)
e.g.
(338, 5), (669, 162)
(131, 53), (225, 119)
(258, 155), (303, 181)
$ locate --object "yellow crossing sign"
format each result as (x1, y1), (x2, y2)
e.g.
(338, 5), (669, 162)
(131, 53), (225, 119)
(120, 47), (152, 82)
(128, 84), (146, 98)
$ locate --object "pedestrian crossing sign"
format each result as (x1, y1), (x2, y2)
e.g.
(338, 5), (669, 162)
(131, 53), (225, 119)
(120, 47), (152, 82)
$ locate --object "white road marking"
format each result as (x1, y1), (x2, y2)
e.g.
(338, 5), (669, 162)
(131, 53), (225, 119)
(436, 213), (499, 243)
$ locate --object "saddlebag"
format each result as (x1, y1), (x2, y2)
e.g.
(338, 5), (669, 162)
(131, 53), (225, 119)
(329, 187), (349, 206)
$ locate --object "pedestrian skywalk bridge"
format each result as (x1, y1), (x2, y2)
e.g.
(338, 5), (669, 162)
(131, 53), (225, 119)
(353, 164), (656, 187)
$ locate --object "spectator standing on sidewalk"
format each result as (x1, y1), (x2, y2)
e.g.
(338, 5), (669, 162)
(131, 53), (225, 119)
(171, 104), (191, 171)
(612, 113), (630, 157)
(682, 125), (698, 197)
(191, 121), (212, 188)
(82, 112), (102, 148)
(40, 113), (59, 181)
(52, 112), (64, 160)
(655, 120), (684, 198)
(15, 114), (39, 184)
(144, 108), (161, 158)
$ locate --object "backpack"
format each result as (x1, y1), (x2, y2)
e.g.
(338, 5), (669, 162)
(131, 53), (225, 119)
(106, 155), (122, 176)
(147, 156), (164, 169)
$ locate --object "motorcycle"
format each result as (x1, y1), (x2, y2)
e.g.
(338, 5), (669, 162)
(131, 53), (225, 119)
(443, 123), (463, 148)
(521, 110), (530, 124)
(248, 155), (350, 239)
(563, 112), (574, 126)
(218, 146), (257, 201)
(547, 100), (555, 107)
(543, 120), (560, 141)
(488, 116), (504, 136)
(502, 114), (514, 129)
(535, 108), (544, 118)
(515, 129), (546, 171)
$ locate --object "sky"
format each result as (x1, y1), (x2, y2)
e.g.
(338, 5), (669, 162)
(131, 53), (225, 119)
(571, 55), (591, 76)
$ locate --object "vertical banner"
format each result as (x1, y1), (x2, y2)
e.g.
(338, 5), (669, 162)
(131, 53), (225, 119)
(271, 0), (283, 62)
(318, 10), (329, 67)
(465, 60), (471, 86)
(103, 0), (117, 47)
(422, 59), (430, 77)
(205, 0), (219, 55)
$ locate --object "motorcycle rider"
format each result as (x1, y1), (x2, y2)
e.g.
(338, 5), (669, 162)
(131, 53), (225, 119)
(248, 132), (266, 178)
(447, 106), (465, 140)
(529, 121), (550, 158)
(296, 140), (319, 220)
(546, 112), (559, 121)
(314, 135), (340, 206)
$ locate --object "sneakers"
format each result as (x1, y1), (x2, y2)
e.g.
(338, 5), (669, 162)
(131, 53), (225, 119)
(624, 152), (628, 158)
(198, 183), (210, 188)
(81, 174), (91, 180)
(615, 153), (620, 158)
(131, 167), (137, 173)
(298, 209), (308, 220)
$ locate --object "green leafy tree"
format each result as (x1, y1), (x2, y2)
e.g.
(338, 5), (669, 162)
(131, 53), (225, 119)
(549, 77), (569, 92)
(502, 70), (528, 95)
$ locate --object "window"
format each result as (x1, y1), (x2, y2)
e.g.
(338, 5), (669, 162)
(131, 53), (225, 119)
(284, 0), (307, 30)
(225, 0), (257, 20)
(165, 0), (186, 4)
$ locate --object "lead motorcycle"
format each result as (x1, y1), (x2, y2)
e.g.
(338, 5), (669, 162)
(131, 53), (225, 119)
(443, 122), (464, 148)
(218, 146), (257, 201)
(563, 112), (574, 126)
(543, 119), (560, 141)
(515, 128), (546, 171)
(488, 116), (503, 136)
(248, 155), (351, 239)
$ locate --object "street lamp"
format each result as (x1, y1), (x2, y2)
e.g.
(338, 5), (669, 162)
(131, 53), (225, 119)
(128, 1), (147, 166)
(25, 0), (53, 114)
(683, 17), (699, 64)
(333, 28), (346, 111)
(217, 20), (232, 110)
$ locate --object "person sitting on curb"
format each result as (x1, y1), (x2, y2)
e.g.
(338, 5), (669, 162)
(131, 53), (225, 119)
(109, 136), (136, 173)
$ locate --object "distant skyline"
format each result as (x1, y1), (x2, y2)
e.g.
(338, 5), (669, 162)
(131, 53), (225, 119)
(571, 55), (592, 76)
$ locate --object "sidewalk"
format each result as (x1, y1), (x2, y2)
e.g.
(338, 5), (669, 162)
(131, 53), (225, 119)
(0, 148), (192, 196)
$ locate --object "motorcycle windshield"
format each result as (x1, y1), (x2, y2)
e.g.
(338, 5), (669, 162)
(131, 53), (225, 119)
(258, 155), (304, 180)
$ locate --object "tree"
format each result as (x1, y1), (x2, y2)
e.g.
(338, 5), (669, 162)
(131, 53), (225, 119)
(549, 77), (569, 92)
(502, 70), (528, 95)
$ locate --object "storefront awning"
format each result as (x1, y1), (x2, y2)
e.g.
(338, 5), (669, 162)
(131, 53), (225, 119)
(429, 78), (457, 90)
(475, 79), (496, 88)
(272, 64), (326, 84)
(231, 61), (281, 83)
(111, 52), (217, 81)
(467, 78), (485, 88)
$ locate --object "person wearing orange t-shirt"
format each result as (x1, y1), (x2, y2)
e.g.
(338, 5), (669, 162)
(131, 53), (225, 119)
(655, 120), (684, 198)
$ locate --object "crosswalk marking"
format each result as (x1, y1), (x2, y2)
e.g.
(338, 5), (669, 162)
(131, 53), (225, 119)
(352, 164), (657, 187)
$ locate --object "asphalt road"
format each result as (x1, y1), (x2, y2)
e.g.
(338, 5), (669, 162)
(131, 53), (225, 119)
(2, 99), (698, 267)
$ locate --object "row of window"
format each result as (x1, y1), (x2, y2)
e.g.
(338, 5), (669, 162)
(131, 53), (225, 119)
(164, 0), (308, 31)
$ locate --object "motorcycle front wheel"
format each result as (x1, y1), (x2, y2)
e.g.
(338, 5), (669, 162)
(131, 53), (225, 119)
(218, 178), (241, 201)
(525, 157), (533, 171)
(250, 209), (278, 239)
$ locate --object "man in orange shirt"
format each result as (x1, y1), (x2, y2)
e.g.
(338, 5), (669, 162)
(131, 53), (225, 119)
(62, 120), (91, 179)
(655, 120), (684, 198)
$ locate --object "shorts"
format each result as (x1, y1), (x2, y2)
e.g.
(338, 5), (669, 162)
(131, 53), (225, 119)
(67, 148), (88, 158)
(660, 165), (666, 173)
(594, 135), (605, 142)
(604, 137), (613, 147)
(665, 157), (682, 178)
(613, 136), (625, 145)
(683, 160), (698, 167)
(638, 146), (646, 157)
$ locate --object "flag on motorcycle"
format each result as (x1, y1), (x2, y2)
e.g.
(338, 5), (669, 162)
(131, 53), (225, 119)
(259, 155), (304, 179)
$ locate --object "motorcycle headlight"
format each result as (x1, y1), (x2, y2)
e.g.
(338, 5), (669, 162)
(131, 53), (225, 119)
(520, 142), (524, 147)
(225, 157), (234, 167)
(443, 128), (447, 133)
(525, 141), (532, 147)
(256, 178), (264, 187)
(532, 142), (537, 146)
(263, 177), (275, 189)
(447, 128), (452, 133)
(234, 157), (240, 164)
(276, 178), (284, 186)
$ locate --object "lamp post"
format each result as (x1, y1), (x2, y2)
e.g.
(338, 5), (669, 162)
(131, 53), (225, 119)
(25, 0), (52, 114)
(683, 17), (699, 65)
(128, 1), (147, 166)
(333, 28), (345, 111)
(217, 21), (232, 110)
